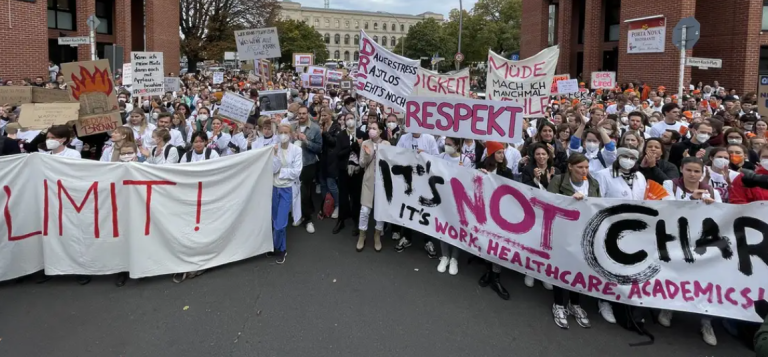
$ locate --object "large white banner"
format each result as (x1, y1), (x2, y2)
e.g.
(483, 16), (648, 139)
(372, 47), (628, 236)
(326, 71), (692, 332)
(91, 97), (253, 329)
(404, 96), (525, 144)
(413, 68), (470, 98)
(487, 46), (559, 117)
(0, 150), (274, 282)
(355, 30), (419, 112)
(374, 146), (767, 322)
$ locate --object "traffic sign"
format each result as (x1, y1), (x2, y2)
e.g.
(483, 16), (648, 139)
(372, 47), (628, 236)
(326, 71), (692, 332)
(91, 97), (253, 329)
(454, 52), (464, 62)
(672, 17), (700, 50)
(685, 57), (722, 69)
(511, 54), (520, 61)
(58, 36), (90, 46)
(87, 15), (101, 30)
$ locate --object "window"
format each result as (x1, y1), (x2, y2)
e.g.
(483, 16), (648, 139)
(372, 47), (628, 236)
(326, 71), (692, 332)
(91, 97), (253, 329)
(344, 51), (350, 61)
(325, 19), (330, 27)
(547, 4), (556, 46)
(760, 46), (768, 74)
(392, 23), (396, 31)
(334, 34), (340, 44)
(344, 34), (350, 45)
(383, 23), (387, 31)
(355, 21), (359, 29)
(47, 0), (76, 30)
(763, 0), (768, 30)
(95, 0), (113, 35)
(374, 22), (378, 30)
(336, 19), (340, 28)
(391, 36), (396, 46)
(604, 1), (620, 42)
(315, 18), (319, 27)
(365, 22), (369, 29)
(354, 51), (359, 61)
(373, 35), (378, 43)
(382, 36), (388, 46)
(334, 50), (340, 59)
(400, 24), (404, 32)
(324, 33), (330, 44)
(346, 20), (350, 28)
(354, 35), (359, 45)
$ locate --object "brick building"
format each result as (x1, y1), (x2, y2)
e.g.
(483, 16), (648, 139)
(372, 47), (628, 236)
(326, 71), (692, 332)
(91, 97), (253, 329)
(521, 0), (766, 95)
(0, 0), (180, 82)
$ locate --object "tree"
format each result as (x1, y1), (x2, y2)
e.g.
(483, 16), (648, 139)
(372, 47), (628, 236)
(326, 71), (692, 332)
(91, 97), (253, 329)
(397, 18), (451, 62)
(180, 0), (280, 72)
(274, 19), (329, 67)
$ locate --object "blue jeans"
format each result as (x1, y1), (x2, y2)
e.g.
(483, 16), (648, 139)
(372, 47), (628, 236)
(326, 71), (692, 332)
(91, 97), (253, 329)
(319, 175), (339, 209)
(272, 186), (292, 253)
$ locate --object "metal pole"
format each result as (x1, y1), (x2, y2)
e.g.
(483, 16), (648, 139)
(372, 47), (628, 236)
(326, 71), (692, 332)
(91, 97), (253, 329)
(456, 0), (463, 70)
(677, 26), (686, 106)
(90, 27), (97, 60)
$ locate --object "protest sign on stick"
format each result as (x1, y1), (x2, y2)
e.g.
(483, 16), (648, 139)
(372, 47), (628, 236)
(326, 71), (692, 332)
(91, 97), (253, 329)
(293, 53), (314, 67)
(550, 74), (570, 95)
(164, 77), (181, 92)
(18, 103), (80, 130)
(122, 63), (132, 85)
(61, 59), (123, 136)
(213, 72), (224, 85)
(258, 90), (289, 115)
(591, 72), (616, 89)
(218, 92), (255, 123)
(235, 27), (281, 60)
(486, 46), (559, 117)
(355, 30), (419, 112)
(326, 70), (343, 85)
(131, 52), (165, 96)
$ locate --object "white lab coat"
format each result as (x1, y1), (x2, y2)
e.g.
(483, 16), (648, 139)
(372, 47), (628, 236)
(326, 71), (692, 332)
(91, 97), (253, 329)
(144, 144), (180, 165)
(270, 143), (304, 225)
(593, 168), (647, 200)
(206, 131), (232, 156)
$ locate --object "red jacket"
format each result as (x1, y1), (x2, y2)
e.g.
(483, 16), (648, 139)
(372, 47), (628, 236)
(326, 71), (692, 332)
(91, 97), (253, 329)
(729, 167), (768, 204)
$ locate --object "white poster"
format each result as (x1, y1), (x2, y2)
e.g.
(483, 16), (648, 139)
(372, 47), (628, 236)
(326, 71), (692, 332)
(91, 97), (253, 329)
(307, 66), (326, 88)
(487, 46), (559, 117)
(213, 72), (224, 85)
(413, 68), (470, 98)
(591, 71), (617, 89)
(0, 150), (274, 282)
(404, 96), (525, 144)
(164, 77), (180, 92)
(258, 90), (290, 115)
(234, 27), (281, 60)
(355, 30), (419, 112)
(122, 63), (132, 85)
(131, 52), (164, 96)
(627, 18), (666, 54)
(556, 79), (579, 94)
(218, 92), (255, 123)
(375, 146), (767, 323)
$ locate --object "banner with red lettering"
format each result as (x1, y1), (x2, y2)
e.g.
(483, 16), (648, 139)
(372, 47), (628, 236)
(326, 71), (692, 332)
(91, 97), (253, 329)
(374, 146), (767, 322)
(486, 46), (559, 117)
(413, 68), (470, 98)
(0, 149), (274, 282)
(404, 96), (525, 144)
(355, 30), (419, 111)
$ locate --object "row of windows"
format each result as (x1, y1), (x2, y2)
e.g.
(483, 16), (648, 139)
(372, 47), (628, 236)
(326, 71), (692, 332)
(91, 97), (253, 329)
(331, 50), (360, 62)
(285, 15), (410, 32)
(323, 34), (400, 47)
(47, 0), (113, 35)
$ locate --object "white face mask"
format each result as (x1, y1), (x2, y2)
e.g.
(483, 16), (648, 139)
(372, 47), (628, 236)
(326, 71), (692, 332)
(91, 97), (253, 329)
(585, 142), (600, 152)
(152, 112), (159, 120)
(761, 159), (768, 170)
(444, 146), (456, 155)
(713, 157), (729, 170)
(728, 138), (742, 145)
(744, 124), (754, 131)
(346, 119), (355, 128)
(198, 114), (208, 121)
(119, 153), (136, 162)
(620, 117), (628, 125)
(695, 133), (710, 143)
(387, 122), (398, 130)
(619, 157), (636, 170)
(279, 133), (290, 143)
(286, 112), (295, 120)
(368, 129), (379, 139)
(45, 139), (62, 150)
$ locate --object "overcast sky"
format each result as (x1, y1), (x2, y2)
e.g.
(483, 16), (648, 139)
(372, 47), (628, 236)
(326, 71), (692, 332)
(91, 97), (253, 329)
(289, 0), (478, 17)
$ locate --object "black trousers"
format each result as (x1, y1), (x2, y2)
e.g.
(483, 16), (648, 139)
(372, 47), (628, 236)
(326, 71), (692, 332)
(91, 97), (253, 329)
(300, 163), (317, 223)
(337, 169), (363, 222)
(553, 286), (580, 306)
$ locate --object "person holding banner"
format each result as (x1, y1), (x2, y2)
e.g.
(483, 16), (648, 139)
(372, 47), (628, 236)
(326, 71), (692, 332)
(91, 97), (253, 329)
(270, 124), (303, 264)
(45, 125), (82, 159)
(638, 138), (679, 185)
(180, 131), (220, 163)
(460, 139), (485, 169)
(251, 116), (278, 150)
(142, 129), (179, 165)
(101, 127), (137, 162)
(356, 122), (389, 252)
(435, 137), (473, 275)
(547, 153), (599, 329)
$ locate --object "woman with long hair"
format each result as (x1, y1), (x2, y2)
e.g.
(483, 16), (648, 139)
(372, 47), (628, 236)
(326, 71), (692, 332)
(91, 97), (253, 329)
(318, 108), (341, 220)
(100, 127), (136, 162)
(125, 109), (156, 148)
(522, 122), (568, 172)
(435, 137), (472, 275)
(477, 141), (511, 300)
(638, 137), (679, 184)
(270, 123), (303, 264)
(356, 122), (389, 252)
(206, 117), (232, 156)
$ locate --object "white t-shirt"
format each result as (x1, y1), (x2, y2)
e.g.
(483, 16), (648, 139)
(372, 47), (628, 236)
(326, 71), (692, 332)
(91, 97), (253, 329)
(437, 153), (472, 167)
(703, 167), (740, 203)
(571, 179), (589, 196)
(396, 133), (439, 156)
(180, 149), (220, 163)
(51, 147), (82, 159)
(649, 120), (688, 138)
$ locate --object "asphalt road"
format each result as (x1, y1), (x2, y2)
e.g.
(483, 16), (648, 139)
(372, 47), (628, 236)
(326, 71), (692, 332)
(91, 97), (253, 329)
(0, 217), (754, 357)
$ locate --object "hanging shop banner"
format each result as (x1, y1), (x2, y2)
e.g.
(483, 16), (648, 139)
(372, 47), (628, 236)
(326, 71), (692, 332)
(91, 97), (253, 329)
(486, 46), (559, 117)
(627, 17), (666, 54)
(413, 68), (470, 98)
(374, 146), (767, 323)
(0, 149), (274, 282)
(355, 30), (419, 112)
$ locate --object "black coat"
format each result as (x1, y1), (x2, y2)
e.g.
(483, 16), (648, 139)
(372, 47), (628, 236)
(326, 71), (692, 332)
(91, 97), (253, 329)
(521, 163), (561, 189)
(639, 159), (679, 185)
(480, 159), (514, 180)
(334, 129), (361, 175)
(320, 122), (342, 176)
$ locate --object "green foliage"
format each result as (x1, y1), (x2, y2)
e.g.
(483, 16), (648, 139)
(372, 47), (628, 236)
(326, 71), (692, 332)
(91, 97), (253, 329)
(274, 19), (330, 67)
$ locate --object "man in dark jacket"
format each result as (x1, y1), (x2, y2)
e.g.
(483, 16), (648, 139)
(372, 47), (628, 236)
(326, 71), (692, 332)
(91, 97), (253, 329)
(668, 121), (712, 169)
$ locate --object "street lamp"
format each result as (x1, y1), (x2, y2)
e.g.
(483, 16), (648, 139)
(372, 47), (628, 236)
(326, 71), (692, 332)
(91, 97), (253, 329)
(377, 11), (405, 56)
(456, 0), (463, 70)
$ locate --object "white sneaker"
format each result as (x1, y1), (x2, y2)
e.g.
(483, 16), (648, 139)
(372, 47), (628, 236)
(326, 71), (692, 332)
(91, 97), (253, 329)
(552, 304), (569, 329)
(306, 222), (315, 234)
(292, 218), (304, 227)
(524, 275), (534, 287)
(597, 301), (616, 324)
(437, 257), (449, 273)
(331, 207), (339, 219)
(568, 303), (591, 328)
(448, 258), (458, 275)
(391, 232), (400, 241)
(542, 282), (553, 290)
(701, 319), (717, 346)
(657, 309), (673, 327)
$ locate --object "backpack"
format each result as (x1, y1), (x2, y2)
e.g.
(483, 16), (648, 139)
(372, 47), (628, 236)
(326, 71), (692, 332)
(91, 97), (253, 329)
(596, 151), (607, 168)
(612, 304), (655, 346)
(162, 145), (185, 163)
(185, 147), (212, 162)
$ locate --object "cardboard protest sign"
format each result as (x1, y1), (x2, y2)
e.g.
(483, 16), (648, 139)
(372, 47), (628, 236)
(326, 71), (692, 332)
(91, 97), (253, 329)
(164, 77), (181, 92)
(0, 87), (33, 106)
(131, 52), (165, 96)
(326, 70), (343, 85)
(487, 46), (559, 117)
(550, 74), (570, 95)
(355, 30), (419, 112)
(218, 92), (255, 123)
(404, 96), (525, 144)
(591, 71), (616, 89)
(31, 87), (75, 103)
(213, 72), (224, 84)
(413, 68), (470, 98)
(60, 59), (123, 137)
(18, 103), (80, 130)
(258, 90), (289, 115)
(235, 27), (281, 60)
(122, 63), (132, 85)
(293, 53), (314, 67)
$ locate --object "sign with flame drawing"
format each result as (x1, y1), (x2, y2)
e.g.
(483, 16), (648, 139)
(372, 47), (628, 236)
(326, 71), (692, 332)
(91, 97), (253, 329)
(61, 59), (123, 137)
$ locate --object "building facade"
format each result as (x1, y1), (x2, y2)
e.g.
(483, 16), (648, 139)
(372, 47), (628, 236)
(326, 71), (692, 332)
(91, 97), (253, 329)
(0, 0), (179, 82)
(279, 1), (444, 62)
(521, 0), (765, 95)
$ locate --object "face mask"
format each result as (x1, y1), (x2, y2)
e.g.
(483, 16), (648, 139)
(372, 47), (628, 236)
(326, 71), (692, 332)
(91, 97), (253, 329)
(118, 98), (126, 103)
(713, 157), (729, 170)
(279, 133), (290, 143)
(761, 159), (768, 170)
(620, 117), (628, 125)
(198, 114), (208, 121)
(152, 112), (159, 120)
(387, 122), (398, 130)
(344, 119), (355, 128)
(45, 139), (61, 150)
(444, 146), (456, 155)
(728, 138), (742, 145)
(744, 124), (754, 131)
(585, 142), (600, 152)
(695, 133), (710, 143)
(286, 112), (295, 120)
(368, 129), (379, 139)
(552, 105), (559, 111)
(619, 157), (636, 170)
(730, 154), (744, 165)
(119, 153), (136, 162)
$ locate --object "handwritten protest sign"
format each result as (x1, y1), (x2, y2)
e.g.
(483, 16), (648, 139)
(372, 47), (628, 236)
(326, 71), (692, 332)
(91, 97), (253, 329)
(164, 77), (180, 92)
(235, 27), (281, 60)
(550, 74), (570, 95)
(0, 87), (74, 106)
(326, 70), (343, 85)
(213, 72), (224, 85)
(355, 30), (419, 112)
(122, 63), (132, 85)
(404, 96), (524, 144)
(218, 92), (255, 123)
(413, 68), (470, 98)
(556, 79), (579, 94)
(293, 53), (313, 67)
(487, 46), (559, 117)
(131, 52), (164, 96)
(18, 103), (80, 130)
(591, 71), (616, 89)
(31, 87), (75, 103)
(75, 115), (122, 136)
(60, 59), (123, 137)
